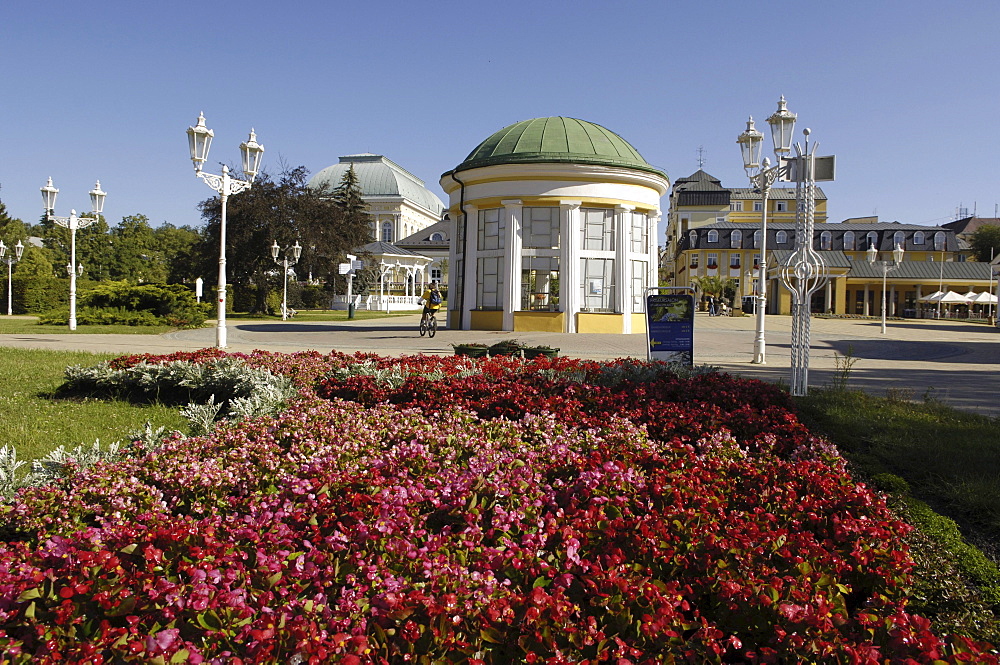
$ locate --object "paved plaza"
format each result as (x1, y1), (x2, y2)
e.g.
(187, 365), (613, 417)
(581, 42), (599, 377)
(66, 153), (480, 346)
(1, 313), (997, 418)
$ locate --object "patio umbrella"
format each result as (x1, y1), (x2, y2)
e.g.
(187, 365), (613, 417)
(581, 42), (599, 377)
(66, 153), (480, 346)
(972, 291), (998, 304)
(918, 291), (944, 302)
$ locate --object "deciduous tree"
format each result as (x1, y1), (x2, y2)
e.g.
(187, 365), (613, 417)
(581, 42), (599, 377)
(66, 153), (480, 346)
(970, 224), (1000, 263)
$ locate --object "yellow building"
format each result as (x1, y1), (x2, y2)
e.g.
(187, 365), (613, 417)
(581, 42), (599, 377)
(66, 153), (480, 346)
(663, 169), (827, 284)
(677, 220), (995, 317)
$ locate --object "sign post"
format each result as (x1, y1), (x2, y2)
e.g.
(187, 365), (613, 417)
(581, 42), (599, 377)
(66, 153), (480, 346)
(645, 287), (695, 365)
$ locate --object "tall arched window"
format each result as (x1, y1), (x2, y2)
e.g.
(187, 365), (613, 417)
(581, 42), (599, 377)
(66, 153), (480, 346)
(775, 230), (787, 244)
(893, 231), (905, 249)
(843, 230), (855, 250)
(730, 229), (742, 248)
(914, 231), (925, 245)
(688, 230), (697, 248)
(866, 231), (878, 249)
(753, 230), (761, 248)
(933, 232), (946, 251)
(382, 222), (393, 243)
(707, 230), (719, 243)
(820, 230), (832, 250)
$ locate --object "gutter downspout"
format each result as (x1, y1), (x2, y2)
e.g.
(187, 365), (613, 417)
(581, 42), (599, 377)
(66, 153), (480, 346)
(449, 170), (468, 329)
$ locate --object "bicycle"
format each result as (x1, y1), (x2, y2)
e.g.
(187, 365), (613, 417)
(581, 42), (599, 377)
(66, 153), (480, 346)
(419, 309), (438, 338)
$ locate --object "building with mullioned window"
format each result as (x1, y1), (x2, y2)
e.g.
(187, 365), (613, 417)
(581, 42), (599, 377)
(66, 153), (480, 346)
(440, 117), (668, 334)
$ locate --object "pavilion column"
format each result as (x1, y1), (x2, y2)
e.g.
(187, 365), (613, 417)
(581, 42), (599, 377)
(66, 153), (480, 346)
(863, 283), (870, 316)
(461, 204), (479, 329)
(647, 212), (661, 291)
(889, 284), (896, 316)
(560, 201), (582, 333)
(501, 200), (523, 331)
(615, 205), (634, 333)
(824, 280), (833, 313)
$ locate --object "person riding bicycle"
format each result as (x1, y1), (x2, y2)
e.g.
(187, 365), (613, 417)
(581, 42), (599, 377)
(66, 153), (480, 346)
(420, 281), (443, 325)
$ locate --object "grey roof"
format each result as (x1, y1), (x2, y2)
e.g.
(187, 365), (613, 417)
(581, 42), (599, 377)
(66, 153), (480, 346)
(396, 219), (450, 246)
(683, 222), (959, 253)
(309, 154), (445, 217)
(729, 187), (827, 200)
(942, 216), (1000, 236)
(356, 241), (423, 258)
(673, 170), (726, 191)
(772, 249), (853, 268)
(845, 260), (994, 281)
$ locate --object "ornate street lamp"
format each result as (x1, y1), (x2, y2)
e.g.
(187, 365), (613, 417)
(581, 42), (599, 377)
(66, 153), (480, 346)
(737, 96), (797, 364)
(41, 178), (106, 330)
(0, 239), (25, 316)
(186, 112), (264, 348)
(868, 242), (904, 334)
(270, 240), (302, 320)
(779, 128), (836, 396)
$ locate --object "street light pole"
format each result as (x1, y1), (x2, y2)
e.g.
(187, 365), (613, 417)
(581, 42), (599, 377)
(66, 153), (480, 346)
(41, 178), (106, 330)
(868, 242), (904, 334)
(737, 97), (797, 364)
(269, 240), (302, 320)
(0, 240), (24, 315)
(186, 113), (264, 349)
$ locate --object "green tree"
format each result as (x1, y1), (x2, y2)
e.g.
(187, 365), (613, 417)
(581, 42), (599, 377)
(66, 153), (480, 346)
(0, 191), (29, 246)
(108, 214), (166, 283)
(197, 166), (371, 312)
(970, 224), (1000, 263)
(693, 275), (736, 299)
(331, 164), (369, 229)
(153, 223), (201, 284)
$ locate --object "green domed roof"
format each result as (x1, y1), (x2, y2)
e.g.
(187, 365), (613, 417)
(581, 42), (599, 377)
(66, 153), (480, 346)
(452, 117), (665, 177)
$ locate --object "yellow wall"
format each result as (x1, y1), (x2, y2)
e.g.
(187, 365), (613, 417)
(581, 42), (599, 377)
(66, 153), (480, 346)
(834, 276), (848, 315)
(470, 310), (504, 330)
(577, 313), (624, 334)
(632, 313), (647, 334)
(514, 311), (565, 332)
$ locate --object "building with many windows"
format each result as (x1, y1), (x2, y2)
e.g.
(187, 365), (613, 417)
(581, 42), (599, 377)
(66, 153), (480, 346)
(440, 117), (668, 333)
(308, 154), (446, 242)
(678, 220), (996, 316)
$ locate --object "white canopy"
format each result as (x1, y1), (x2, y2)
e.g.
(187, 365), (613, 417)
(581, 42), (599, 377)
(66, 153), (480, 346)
(918, 291), (945, 302)
(971, 291), (999, 304)
(937, 291), (973, 304)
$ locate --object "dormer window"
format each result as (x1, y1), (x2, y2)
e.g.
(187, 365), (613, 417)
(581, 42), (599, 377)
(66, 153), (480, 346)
(844, 231), (856, 250)
(775, 230), (787, 244)
(707, 230), (719, 243)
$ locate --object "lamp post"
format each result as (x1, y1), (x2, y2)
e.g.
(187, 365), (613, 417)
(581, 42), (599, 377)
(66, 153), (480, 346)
(41, 178), (106, 330)
(868, 242), (904, 335)
(779, 128), (835, 396)
(737, 96), (797, 364)
(0, 239), (24, 316)
(269, 240), (302, 320)
(186, 112), (264, 348)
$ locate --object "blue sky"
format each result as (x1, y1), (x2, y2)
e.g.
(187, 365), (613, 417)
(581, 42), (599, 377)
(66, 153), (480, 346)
(3, 0), (999, 245)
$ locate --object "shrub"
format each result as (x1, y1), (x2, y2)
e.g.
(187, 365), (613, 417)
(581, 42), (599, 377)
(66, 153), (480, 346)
(10, 275), (66, 314)
(35, 282), (210, 327)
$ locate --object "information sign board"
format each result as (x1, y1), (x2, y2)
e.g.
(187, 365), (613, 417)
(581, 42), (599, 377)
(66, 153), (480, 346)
(645, 293), (694, 365)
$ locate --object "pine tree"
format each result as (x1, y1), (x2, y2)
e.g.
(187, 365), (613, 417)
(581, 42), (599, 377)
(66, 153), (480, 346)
(331, 165), (369, 229)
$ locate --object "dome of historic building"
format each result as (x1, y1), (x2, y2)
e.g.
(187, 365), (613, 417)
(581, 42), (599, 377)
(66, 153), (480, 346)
(451, 117), (665, 177)
(309, 154), (445, 217)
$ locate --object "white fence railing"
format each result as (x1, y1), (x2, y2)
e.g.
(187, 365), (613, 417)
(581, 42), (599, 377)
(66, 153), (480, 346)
(331, 295), (423, 312)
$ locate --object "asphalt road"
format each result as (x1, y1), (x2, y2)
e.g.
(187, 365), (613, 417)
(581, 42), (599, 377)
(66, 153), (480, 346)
(1, 313), (997, 418)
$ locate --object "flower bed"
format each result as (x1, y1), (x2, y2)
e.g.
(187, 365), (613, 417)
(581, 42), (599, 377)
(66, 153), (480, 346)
(0, 351), (995, 662)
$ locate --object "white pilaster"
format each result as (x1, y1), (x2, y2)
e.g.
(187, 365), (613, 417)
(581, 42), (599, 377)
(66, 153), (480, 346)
(560, 201), (582, 333)
(615, 205), (634, 333)
(501, 200), (523, 331)
(462, 204), (479, 330)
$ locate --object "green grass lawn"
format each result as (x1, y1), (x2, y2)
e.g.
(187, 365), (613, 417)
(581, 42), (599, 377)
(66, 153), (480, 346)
(0, 316), (174, 335)
(0, 347), (187, 461)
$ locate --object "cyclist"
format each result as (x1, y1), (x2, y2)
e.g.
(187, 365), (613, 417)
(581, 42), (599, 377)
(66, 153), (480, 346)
(420, 281), (443, 327)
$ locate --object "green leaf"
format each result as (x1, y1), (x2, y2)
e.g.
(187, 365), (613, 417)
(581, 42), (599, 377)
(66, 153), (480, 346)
(532, 576), (551, 588)
(17, 588), (40, 602)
